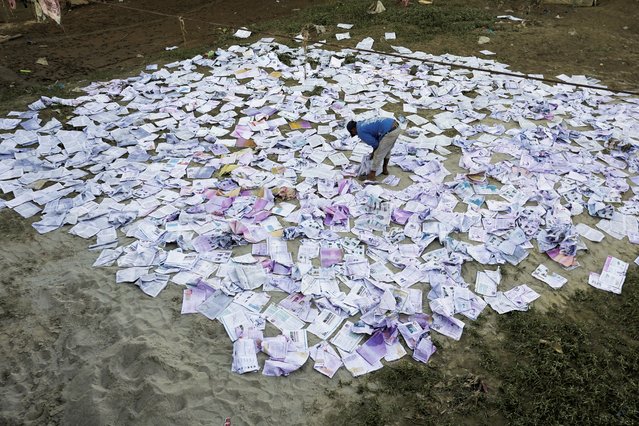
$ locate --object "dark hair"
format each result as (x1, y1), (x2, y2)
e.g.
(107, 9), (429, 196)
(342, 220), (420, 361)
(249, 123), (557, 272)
(346, 120), (357, 133)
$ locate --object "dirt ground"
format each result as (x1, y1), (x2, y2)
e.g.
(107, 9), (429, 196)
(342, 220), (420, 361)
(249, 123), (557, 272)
(0, 0), (332, 88)
(1, 0), (638, 92)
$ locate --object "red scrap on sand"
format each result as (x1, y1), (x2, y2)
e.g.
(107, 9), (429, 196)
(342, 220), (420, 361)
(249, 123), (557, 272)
(224, 418), (231, 426)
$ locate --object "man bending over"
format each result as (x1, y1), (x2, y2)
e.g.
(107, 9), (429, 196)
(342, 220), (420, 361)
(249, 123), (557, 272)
(347, 117), (400, 181)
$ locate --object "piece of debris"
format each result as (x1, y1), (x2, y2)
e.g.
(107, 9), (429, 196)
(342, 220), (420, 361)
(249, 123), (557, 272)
(539, 339), (563, 354)
(36, 0), (62, 25)
(0, 34), (23, 44)
(478, 36), (490, 45)
(36, 57), (48, 66)
(542, 0), (595, 6)
(356, 37), (375, 50)
(233, 29), (251, 39)
(497, 15), (524, 22)
(368, 0), (386, 14)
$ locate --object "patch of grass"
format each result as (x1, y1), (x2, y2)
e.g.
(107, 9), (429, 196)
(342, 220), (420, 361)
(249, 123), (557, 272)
(343, 54), (357, 65)
(322, 352), (499, 424)
(324, 272), (639, 424)
(324, 394), (385, 426)
(258, 0), (492, 41)
(308, 86), (324, 97)
(495, 276), (639, 425)
(277, 52), (295, 67)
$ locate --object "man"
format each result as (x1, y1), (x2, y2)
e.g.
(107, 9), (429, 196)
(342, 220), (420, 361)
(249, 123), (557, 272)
(347, 117), (400, 181)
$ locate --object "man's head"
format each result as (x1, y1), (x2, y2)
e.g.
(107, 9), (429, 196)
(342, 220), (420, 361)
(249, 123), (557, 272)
(346, 120), (357, 137)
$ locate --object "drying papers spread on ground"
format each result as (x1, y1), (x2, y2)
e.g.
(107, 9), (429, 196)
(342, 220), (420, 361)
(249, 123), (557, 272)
(1, 34), (638, 377)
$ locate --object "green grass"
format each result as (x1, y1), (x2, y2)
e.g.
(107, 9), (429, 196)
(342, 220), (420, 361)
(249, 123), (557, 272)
(323, 271), (639, 425)
(258, 0), (493, 41)
(495, 284), (639, 425)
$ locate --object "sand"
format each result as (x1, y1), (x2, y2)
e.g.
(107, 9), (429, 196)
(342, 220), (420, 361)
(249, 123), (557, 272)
(0, 209), (347, 425)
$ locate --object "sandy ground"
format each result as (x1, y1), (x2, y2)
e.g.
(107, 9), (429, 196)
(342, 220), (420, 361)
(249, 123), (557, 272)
(0, 208), (348, 425)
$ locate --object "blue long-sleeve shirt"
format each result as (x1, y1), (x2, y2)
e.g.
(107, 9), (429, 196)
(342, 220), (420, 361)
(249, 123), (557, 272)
(356, 117), (395, 150)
